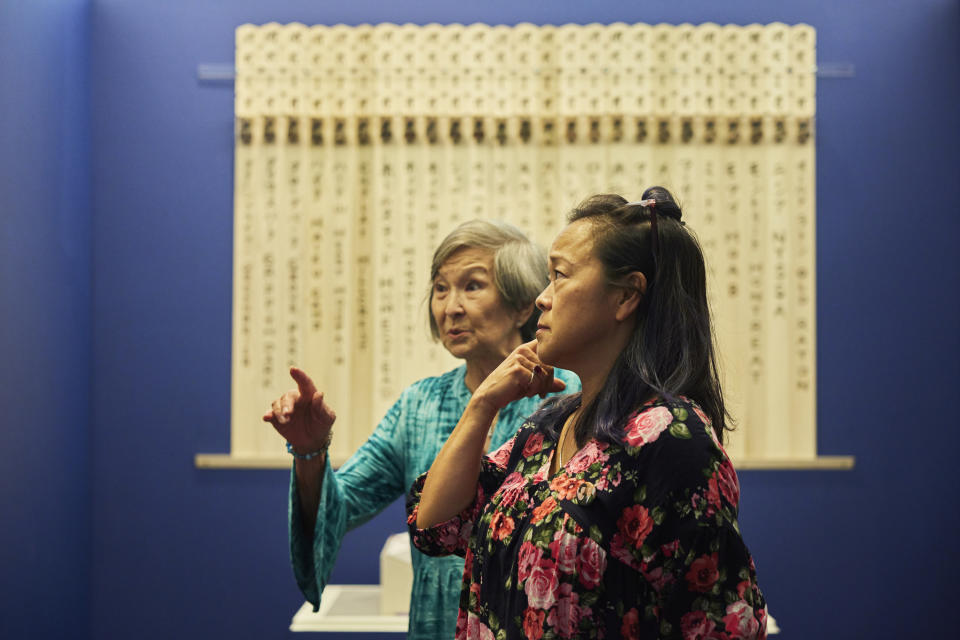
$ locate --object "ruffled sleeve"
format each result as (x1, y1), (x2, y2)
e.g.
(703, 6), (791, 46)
(406, 433), (519, 557)
(289, 393), (407, 610)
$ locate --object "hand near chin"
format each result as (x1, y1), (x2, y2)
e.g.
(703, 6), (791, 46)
(472, 340), (567, 411)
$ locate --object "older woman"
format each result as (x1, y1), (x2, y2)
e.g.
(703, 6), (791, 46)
(263, 219), (580, 640)
(409, 188), (766, 639)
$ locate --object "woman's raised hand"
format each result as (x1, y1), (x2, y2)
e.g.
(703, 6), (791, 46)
(472, 340), (566, 411)
(262, 367), (337, 454)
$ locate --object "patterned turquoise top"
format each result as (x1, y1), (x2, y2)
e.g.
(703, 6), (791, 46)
(289, 364), (580, 640)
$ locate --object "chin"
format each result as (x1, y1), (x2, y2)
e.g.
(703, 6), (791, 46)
(535, 342), (561, 369)
(443, 342), (472, 360)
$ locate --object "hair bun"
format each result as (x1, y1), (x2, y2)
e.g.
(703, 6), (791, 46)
(640, 186), (682, 223)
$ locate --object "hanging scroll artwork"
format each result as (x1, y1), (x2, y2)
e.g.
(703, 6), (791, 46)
(228, 22), (818, 466)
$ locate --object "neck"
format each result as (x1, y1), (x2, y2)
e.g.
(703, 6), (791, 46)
(464, 336), (523, 393)
(571, 345), (623, 409)
(567, 322), (634, 426)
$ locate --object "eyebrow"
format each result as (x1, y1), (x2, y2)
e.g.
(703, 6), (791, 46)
(435, 264), (492, 280)
(548, 253), (574, 267)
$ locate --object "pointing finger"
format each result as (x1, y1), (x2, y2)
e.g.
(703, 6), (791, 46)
(289, 367), (318, 402)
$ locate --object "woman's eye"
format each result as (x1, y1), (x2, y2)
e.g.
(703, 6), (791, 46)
(433, 283), (447, 294)
(465, 280), (483, 291)
(553, 269), (566, 280)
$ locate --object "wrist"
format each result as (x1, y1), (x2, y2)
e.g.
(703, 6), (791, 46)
(467, 393), (501, 420)
(287, 431), (333, 460)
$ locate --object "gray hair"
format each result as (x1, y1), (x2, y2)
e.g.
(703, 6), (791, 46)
(428, 219), (548, 342)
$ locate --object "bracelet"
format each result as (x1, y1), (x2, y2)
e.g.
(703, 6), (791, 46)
(286, 433), (332, 461)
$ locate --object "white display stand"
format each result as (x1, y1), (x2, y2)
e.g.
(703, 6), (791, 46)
(379, 533), (413, 616)
(290, 585), (407, 633)
(291, 533), (412, 633)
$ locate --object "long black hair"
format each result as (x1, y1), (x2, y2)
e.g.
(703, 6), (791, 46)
(531, 186), (730, 445)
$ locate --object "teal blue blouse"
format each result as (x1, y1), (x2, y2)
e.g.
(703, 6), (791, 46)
(290, 364), (580, 639)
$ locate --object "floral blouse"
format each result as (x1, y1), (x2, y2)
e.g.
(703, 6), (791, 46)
(407, 397), (766, 640)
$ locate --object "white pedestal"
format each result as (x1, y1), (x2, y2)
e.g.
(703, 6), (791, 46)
(379, 533), (413, 616)
(290, 585), (407, 633)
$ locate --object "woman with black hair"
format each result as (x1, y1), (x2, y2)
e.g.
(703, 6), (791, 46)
(407, 188), (766, 639)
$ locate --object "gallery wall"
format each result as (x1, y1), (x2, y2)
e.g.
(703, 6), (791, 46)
(1, 1), (957, 638)
(0, 1), (92, 639)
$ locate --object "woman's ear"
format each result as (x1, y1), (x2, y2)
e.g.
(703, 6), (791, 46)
(515, 302), (536, 328)
(614, 272), (647, 322)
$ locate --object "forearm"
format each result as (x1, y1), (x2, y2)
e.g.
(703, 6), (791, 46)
(416, 396), (498, 528)
(293, 454), (327, 536)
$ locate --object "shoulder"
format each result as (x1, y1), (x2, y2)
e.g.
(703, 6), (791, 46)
(619, 397), (725, 475)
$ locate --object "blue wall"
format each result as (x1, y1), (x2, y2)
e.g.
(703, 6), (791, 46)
(0, 1), (92, 639)
(2, 0), (958, 638)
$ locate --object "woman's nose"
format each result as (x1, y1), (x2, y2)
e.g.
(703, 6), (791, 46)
(535, 284), (551, 311)
(445, 290), (465, 315)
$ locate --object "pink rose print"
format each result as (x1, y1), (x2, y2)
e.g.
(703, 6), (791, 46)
(455, 609), (467, 639)
(621, 607), (640, 640)
(717, 458), (740, 505)
(532, 458), (551, 483)
(685, 553), (720, 592)
(565, 440), (609, 474)
(522, 608), (545, 640)
(524, 563), (559, 609)
(624, 406), (673, 448)
(487, 436), (515, 469)
(757, 606), (768, 639)
(466, 613), (495, 640)
(640, 562), (674, 593)
(661, 539), (679, 557)
(595, 469), (621, 492)
(617, 504), (654, 549)
(549, 530), (579, 574)
(523, 432), (545, 457)
(496, 471), (528, 509)
(704, 475), (721, 515)
(680, 610), (716, 640)
(434, 519), (469, 552)
(611, 534), (643, 572)
(517, 541), (543, 582)
(723, 601), (759, 638)
(545, 583), (581, 638)
(576, 537), (607, 589)
(481, 622), (494, 640)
